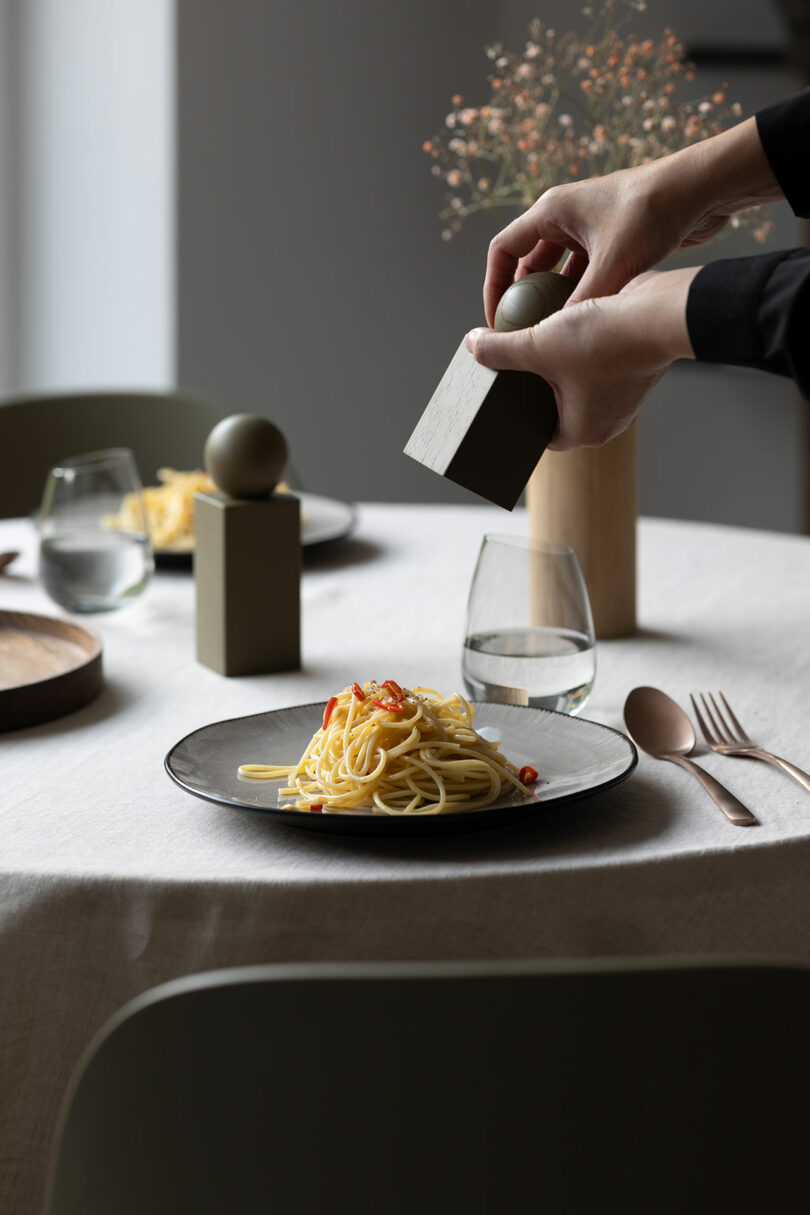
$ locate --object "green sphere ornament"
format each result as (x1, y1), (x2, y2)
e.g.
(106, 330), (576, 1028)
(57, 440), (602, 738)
(493, 270), (575, 332)
(204, 413), (288, 499)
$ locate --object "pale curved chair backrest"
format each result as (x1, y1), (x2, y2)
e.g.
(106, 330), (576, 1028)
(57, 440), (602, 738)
(44, 956), (810, 1214)
(0, 391), (232, 518)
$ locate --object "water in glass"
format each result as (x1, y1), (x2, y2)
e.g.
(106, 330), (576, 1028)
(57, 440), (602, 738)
(40, 531), (152, 613)
(463, 625), (596, 714)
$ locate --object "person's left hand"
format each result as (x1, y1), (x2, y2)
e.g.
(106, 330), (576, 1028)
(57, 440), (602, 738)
(466, 267), (700, 450)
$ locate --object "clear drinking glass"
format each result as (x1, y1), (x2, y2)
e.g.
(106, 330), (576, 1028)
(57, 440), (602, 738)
(462, 534), (596, 715)
(38, 448), (153, 613)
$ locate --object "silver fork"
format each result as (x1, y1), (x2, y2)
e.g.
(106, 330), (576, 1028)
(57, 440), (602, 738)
(690, 692), (810, 795)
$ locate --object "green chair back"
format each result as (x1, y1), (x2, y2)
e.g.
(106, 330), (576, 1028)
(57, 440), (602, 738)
(44, 956), (810, 1214)
(0, 391), (231, 518)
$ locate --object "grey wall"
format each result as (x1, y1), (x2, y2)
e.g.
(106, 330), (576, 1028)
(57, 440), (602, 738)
(177, 0), (506, 506)
(176, 1), (806, 527)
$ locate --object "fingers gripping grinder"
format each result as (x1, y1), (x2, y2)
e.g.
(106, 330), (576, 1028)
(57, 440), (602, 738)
(404, 271), (573, 509)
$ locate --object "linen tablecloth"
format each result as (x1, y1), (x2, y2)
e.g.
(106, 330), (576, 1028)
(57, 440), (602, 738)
(3, 504), (810, 1212)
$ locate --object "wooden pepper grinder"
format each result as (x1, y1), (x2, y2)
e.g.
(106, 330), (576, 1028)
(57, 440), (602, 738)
(527, 429), (636, 639)
(195, 413), (301, 676)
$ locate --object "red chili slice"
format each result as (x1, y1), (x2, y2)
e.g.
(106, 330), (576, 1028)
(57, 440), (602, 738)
(322, 696), (338, 729)
(381, 679), (404, 701)
(519, 765), (539, 786)
(310, 803), (323, 813)
(351, 682), (366, 700)
(373, 698), (405, 714)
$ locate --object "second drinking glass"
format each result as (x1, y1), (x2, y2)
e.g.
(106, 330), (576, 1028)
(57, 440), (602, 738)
(462, 534), (596, 715)
(38, 448), (153, 613)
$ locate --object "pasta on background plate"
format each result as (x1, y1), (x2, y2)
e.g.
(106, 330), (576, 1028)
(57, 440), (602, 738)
(109, 468), (297, 551)
(239, 680), (539, 816)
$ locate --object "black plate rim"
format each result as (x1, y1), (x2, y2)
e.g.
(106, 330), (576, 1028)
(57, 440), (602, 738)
(164, 700), (638, 835)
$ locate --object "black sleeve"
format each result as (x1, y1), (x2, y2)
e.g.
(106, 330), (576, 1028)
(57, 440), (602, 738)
(756, 88), (810, 219)
(686, 249), (810, 398)
(683, 90), (810, 394)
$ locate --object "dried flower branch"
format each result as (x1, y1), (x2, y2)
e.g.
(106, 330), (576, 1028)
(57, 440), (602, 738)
(424, 0), (772, 246)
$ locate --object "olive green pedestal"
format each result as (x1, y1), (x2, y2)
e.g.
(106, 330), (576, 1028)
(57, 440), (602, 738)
(194, 491), (300, 676)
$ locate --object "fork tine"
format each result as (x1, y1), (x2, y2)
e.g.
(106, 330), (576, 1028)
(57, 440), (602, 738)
(718, 691), (750, 743)
(689, 694), (718, 746)
(708, 692), (739, 745)
(704, 693), (734, 744)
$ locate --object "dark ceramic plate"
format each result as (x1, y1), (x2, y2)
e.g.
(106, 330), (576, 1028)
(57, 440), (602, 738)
(164, 701), (637, 836)
(154, 492), (356, 568)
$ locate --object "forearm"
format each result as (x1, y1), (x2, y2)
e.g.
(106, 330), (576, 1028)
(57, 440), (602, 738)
(652, 117), (783, 225)
(654, 88), (810, 223)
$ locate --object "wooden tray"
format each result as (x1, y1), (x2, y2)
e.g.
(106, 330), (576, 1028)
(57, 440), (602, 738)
(0, 609), (103, 731)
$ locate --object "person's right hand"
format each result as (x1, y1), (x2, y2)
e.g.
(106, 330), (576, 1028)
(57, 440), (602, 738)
(483, 115), (783, 325)
(469, 267), (699, 450)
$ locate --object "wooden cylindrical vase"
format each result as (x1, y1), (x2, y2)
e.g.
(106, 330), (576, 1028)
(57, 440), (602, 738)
(526, 425), (637, 639)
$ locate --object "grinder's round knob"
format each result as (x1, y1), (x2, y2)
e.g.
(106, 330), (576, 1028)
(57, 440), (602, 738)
(204, 413), (288, 499)
(493, 270), (575, 332)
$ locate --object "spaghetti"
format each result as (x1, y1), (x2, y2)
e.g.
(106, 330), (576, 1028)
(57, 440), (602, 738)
(108, 469), (298, 551)
(238, 680), (538, 816)
(109, 468), (216, 551)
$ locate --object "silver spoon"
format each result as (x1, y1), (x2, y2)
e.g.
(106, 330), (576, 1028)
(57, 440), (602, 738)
(624, 685), (758, 827)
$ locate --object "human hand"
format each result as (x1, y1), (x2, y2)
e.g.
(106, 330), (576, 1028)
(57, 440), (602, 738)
(483, 116), (782, 324)
(468, 267), (700, 451)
